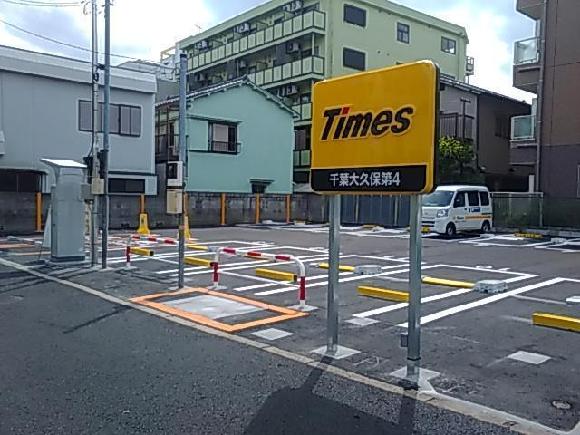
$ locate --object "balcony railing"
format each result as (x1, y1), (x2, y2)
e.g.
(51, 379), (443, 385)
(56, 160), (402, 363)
(511, 115), (536, 141)
(292, 102), (312, 121)
(514, 37), (539, 65)
(247, 56), (324, 88)
(190, 10), (326, 71)
(293, 149), (311, 168)
(208, 140), (241, 155)
(439, 113), (474, 141)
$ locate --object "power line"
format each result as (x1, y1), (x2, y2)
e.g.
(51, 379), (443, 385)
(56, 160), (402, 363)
(0, 16), (174, 70)
(0, 0), (81, 7)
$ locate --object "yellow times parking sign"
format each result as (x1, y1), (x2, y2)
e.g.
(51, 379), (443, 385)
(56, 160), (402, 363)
(310, 61), (439, 194)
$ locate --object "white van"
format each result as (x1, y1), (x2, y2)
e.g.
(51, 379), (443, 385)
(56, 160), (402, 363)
(422, 185), (493, 237)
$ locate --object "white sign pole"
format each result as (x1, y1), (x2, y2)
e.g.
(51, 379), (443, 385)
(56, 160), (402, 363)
(326, 194), (341, 353)
(406, 194), (423, 384)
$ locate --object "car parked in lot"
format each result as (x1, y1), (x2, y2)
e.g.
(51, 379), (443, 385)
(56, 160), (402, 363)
(422, 185), (493, 237)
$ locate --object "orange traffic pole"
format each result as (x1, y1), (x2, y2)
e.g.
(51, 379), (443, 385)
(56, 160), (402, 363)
(255, 193), (261, 225)
(35, 192), (42, 232)
(220, 193), (227, 226)
(285, 194), (291, 224)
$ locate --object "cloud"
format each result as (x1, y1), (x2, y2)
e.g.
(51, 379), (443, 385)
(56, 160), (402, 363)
(0, 0), (214, 62)
(0, 0), (536, 101)
(395, 0), (535, 101)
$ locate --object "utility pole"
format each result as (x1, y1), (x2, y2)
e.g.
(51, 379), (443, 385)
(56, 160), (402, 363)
(100, 0), (111, 269)
(177, 52), (187, 288)
(90, 0), (100, 267)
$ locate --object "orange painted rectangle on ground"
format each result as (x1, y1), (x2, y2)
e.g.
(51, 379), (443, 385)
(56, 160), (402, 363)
(131, 287), (307, 333)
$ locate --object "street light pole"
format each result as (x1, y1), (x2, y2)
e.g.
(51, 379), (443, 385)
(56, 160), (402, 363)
(100, 0), (111, 269)
(90, 0), (100, 267)
(177, 52), (187, 288)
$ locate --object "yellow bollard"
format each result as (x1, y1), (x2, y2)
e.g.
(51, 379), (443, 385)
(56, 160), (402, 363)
(136, 194), (151, 235)
(137, 214), (151, 236)
(184, 215), (192, 240)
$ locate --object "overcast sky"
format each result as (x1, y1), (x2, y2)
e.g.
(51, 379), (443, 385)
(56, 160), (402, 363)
(0, 0), (535, 101)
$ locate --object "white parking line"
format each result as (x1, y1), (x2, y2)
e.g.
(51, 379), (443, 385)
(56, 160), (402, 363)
(397, 277), (565, 327)
(255, 265), (438, 296)
(354, 287), (473, 318)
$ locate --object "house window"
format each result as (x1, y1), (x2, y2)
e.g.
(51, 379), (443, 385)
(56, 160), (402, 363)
(343, 47), (365, 71)
(441, 36), (457, 54)
(78, 100), (93, 131)
(209, 122), (239, 154)
(108, 178), (145, 194)
(495, 115), (510, 139)
(79, 101), (141, 137)
(397, 23), (410, 44)
(0, 169), (42, 192)
(343, 4), (366, 27)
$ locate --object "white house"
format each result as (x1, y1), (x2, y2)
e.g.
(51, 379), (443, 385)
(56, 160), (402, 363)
(0, 45), (157, 195)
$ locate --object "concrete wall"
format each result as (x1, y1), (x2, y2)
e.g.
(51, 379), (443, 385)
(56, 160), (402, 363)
(184, 85), (294, 194)
(0, 47), (157, 194)
(325, 0), (468, 80)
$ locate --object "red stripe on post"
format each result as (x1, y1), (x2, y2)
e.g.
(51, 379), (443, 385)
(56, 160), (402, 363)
(246, 251), (262, 258)
(211, 262), (219, 284)
(131, 235), (140, 240)
(275, 255), (291, 261)
(299, 276), (306, 303)
(147, 237), (156, 242)
(223, 248), (236, 255)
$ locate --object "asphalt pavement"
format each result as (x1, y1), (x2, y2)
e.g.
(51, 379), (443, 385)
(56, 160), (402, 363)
(0, 263), (514, 435)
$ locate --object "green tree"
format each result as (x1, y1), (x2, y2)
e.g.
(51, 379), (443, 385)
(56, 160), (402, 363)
(437, 136), (483, 184)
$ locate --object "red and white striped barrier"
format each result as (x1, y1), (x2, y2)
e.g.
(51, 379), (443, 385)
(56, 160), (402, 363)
(216, 247), (307, 307)
(131, 234), (178, 245)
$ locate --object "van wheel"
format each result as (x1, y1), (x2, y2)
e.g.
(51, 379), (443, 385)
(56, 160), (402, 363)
(445, 223), (457, 238)
(481, 221), (491, 234)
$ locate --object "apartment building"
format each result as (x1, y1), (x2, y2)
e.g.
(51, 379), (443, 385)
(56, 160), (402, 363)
(511, 0), (580, 198)
(167, 0), (471, 185)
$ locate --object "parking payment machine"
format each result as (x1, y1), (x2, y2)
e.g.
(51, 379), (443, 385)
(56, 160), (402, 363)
(41, 159), (87, 263)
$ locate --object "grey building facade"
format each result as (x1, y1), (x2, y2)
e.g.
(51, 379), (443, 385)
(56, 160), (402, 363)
(0, 45), (157, 195)
(512, 0), (580, 198)
(440, 77), (531, 191)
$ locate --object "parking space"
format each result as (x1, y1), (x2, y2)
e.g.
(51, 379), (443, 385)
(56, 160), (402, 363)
(2, 224), (579, 431)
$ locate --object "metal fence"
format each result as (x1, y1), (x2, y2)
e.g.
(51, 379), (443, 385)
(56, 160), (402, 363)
(341, 195), (410, 227)
(491, 192), (543, 228)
